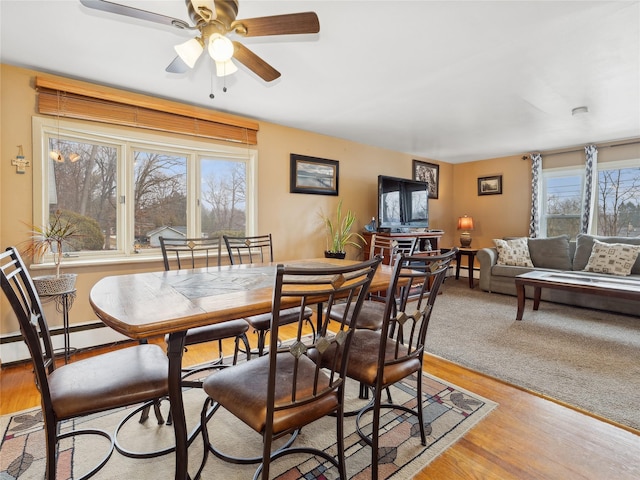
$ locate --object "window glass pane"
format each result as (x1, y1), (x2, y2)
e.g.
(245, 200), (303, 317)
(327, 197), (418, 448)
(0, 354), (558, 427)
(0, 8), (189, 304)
(133, 150), (187, 249)
(48, 137), (116, 252)
(542, 174), (582, 239)
(597, 166), (640, 237)
(200, 158), (246, 237)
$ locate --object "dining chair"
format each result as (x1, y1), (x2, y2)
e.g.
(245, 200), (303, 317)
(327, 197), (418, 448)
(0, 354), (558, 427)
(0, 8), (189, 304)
(328, 233), (413, 331)
(222, 234), (314, 356)
(194, 256), (383, 480)
(159, 235), (251, 367)
(340, 248), (457, 478)
(0, 247), (170, 480)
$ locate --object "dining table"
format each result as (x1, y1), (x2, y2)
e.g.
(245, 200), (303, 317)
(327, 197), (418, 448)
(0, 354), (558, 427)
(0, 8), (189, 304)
(89, 257), (395, 480)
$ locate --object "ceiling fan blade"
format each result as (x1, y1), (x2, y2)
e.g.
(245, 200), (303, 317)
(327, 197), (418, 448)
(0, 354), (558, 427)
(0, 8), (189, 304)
(79, 0), (191, 29)
(232, 42), (280, 82)
(166, 56), (190, 74)
(231, 12), (319, 37)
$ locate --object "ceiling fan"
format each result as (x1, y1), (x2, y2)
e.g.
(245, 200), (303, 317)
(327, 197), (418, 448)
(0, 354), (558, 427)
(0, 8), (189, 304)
(79, 0), (320, 82)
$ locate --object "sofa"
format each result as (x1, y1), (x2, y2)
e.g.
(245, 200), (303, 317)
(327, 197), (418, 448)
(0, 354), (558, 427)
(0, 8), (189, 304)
(477, 234), (640, 316)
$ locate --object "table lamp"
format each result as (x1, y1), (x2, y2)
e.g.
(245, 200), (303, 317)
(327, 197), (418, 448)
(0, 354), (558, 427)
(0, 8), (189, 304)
(457, 215), (474, 247)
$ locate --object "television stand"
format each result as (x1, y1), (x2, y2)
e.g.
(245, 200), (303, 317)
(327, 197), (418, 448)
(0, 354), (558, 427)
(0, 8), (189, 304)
(361, 231), (443, 258)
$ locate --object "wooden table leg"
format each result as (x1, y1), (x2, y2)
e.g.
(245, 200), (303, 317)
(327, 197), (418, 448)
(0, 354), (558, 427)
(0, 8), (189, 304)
(532, 287), (542, 311)
(468, 252), (475, 289)
(515, 280), (525, 321)
(167, 331), (188, 480)
(455, 251), (462, 280)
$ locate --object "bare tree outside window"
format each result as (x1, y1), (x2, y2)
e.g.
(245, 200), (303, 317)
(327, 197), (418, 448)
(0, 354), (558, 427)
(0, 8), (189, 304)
(42, 120), (253, 257)
(597, 167), (640, 237)
(201, 160), (246, 237)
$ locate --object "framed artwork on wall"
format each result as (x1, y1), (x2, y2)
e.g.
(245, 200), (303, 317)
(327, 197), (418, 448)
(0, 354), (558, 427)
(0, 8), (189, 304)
(290, 154), (339, 195)
(412, 160), (439, 199)
(478, 175), (503, 195)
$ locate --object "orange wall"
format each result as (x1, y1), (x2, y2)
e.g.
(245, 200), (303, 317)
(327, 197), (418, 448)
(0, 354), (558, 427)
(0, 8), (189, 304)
(452, 156), (533, 248)
(0, 64), (543, 336)
(2, 65), (465, 334)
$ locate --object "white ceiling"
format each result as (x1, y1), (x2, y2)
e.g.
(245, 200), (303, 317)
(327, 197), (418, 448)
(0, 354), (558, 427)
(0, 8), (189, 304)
(1, 1), (639, 163)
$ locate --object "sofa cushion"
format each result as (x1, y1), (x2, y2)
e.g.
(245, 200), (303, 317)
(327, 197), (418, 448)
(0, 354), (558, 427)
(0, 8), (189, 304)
(527, 235), (572, 270)
(583, 239), (640, 276)
(493, 238), (533, 267)
(573, 234), (640, 274)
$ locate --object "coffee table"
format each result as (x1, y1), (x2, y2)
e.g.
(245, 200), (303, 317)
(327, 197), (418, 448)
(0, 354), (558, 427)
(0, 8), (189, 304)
(514, 271), (640, 320)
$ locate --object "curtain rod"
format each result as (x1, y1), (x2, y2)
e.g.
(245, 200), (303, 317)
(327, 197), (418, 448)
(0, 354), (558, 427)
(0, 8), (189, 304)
(522, 138), (640, 159)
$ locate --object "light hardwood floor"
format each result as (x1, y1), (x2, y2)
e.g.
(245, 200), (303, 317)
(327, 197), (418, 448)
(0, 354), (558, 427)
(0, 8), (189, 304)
(1, 328), (639, 479)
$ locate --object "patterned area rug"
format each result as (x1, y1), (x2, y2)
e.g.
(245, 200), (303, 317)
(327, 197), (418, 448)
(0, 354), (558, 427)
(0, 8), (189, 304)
(0, 371), (496, 479)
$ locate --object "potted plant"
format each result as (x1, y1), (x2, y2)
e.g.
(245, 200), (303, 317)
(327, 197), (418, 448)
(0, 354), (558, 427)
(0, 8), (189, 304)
(321, 200), (366, 259)
(22, 210), (79, 295)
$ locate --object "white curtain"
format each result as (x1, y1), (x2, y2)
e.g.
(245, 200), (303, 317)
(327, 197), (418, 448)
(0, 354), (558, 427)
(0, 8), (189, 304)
(529, 153), (542, 238)
(580, 145), (598, 233)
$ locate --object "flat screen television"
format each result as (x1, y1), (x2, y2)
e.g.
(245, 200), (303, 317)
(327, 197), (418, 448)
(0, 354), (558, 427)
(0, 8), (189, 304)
(378, 175), (429, 231)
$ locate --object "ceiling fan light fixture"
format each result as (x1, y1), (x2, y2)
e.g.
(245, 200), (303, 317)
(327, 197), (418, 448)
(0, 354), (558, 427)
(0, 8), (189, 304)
(49, 151), (64, 163)
(208, 33), (234, 62)
(175, 37), (204, 68)
(68, 153), (81, 163)
(214, 59), (238, 77)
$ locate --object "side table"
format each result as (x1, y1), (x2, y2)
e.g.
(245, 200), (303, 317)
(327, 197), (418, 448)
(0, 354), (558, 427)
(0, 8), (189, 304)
(40, 289), (77, 363)
(454, 248), (479, 288)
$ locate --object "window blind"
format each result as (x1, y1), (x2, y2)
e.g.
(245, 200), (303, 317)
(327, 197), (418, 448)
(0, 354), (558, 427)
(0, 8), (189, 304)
(36, 76), (258, 145)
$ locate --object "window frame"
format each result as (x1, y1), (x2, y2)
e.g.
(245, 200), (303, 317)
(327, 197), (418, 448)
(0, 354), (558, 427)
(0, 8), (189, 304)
(540, 166), (584, 238)
(32, 116), (257, 266)
(540, 158), (640, 238)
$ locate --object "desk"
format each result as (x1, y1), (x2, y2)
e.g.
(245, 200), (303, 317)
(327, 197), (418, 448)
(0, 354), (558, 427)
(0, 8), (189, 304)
(90, 258), (395, 480)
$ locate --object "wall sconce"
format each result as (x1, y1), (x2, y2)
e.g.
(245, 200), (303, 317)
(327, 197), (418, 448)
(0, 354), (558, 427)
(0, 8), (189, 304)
(457, 215), (475, 247)
(11, 145), (30, 174)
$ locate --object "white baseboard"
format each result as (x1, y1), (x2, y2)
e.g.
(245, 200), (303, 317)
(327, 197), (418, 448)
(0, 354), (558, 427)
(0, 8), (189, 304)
(1, 325), (129, 365)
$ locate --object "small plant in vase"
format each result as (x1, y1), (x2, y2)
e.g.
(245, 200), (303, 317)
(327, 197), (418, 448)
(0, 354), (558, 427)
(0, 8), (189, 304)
(321, 200), (366, 259)
(23, 210), (79, 295)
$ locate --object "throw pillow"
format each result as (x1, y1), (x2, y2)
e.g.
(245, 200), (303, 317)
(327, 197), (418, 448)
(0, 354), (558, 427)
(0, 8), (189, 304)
(494, 238), (534, 267)
(583, 239), (640, 276)
(528, 235), (572, 270)
(574, 234), (640, 274)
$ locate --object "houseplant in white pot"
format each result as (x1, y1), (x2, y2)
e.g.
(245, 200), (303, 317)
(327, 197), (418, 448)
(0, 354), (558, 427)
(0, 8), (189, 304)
(23, 209), (79, 295)
(321, 200), (366, 259)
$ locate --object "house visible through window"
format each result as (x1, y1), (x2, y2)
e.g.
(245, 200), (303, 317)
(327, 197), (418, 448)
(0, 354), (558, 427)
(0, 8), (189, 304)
(33, 116), (256, 261)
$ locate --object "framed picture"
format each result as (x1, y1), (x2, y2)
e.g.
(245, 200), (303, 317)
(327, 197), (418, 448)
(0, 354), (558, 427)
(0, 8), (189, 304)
(412, 160), (439, 199)
(478, 175), (503, 196)
(290, 154), (339, 195)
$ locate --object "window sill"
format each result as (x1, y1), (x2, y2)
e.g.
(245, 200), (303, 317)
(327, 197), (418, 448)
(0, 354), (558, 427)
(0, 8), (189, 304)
(29, 253), (164, 270)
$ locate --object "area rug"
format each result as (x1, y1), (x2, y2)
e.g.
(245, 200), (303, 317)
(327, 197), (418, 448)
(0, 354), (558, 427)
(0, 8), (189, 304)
(427, 280), (640, 430)
(0, 370), (495, 480)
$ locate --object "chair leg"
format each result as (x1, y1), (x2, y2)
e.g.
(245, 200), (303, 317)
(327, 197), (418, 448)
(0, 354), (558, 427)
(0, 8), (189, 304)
(371, 387), (383, 480)
(45, 418), (57, 480)
(257, 330), (267, 357)
(416, 370), (426, 445)
(336, 405), (347, 480)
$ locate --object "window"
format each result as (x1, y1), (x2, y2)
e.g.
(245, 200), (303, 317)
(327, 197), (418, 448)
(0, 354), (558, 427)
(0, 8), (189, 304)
(541, 159), (640, 239)
(595, 163), (640, 237)
(541, 169), (583, 239)
(33, 116), (256, 263)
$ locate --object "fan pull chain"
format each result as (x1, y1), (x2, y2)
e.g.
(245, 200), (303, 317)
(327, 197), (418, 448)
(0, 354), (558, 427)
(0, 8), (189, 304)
(208, 60), (229, 99)
(209, 65), (215, 99)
